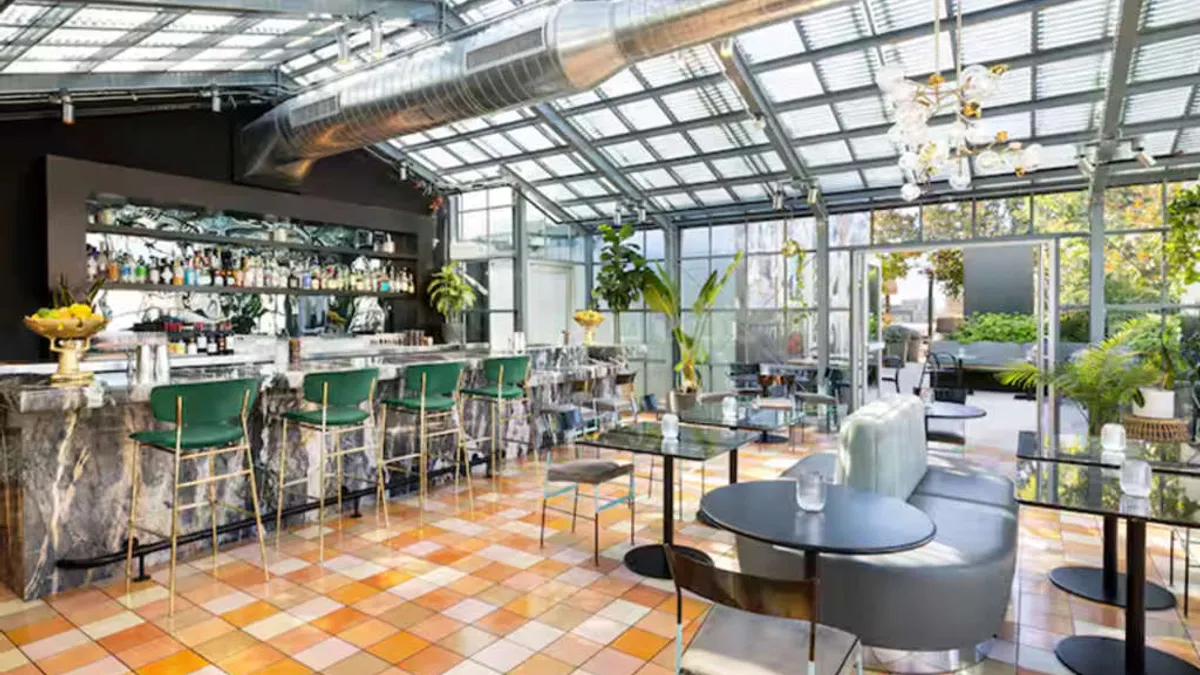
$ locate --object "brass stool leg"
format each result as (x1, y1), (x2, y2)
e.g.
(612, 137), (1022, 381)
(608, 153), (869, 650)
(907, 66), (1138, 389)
(317, 425), (327, 563)
(491, 399), (499, 492)
(335, 428), (345, 524)
(124, 444), (142, 594)
(168, 448), (182, 616)
(629, 469), (636, 545)
(418, 410), (427, 513)
(647, 459), (654, 498)
(208, 453), (219, 575)
(243, 442), (271, 582)
(275, 418), (289, 551)
(377, 405), (390, 529)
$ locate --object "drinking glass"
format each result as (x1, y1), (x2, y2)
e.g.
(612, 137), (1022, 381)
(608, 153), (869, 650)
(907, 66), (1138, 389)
(1101, 423), (1127, 452)
(1120, 459), (1152, 498)
(661, 413), (679, 440)
(794, 472), (826, 512)
(721, 396), (738, 419)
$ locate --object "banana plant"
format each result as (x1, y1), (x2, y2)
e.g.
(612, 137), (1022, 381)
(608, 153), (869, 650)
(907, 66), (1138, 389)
(643, 252), (743, 393)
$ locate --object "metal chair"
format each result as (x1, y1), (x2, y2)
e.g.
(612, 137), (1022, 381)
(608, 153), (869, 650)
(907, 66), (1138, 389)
(663, 544), (862, 675)
(463, 355), (536, 489)
(277, 368), (380, 561)
(127, 378), (270, 615)
(538, 408), (635, 565)
(880, 342), (907, 393)
(591, 370), (640, 429)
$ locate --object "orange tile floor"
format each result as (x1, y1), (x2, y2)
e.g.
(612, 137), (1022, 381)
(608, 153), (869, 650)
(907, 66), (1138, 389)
(2, 433), (1200, 675)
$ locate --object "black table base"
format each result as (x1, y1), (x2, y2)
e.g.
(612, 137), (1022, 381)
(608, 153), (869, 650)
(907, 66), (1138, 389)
(623, 544), (712, 579)
(1050, 566), (1176, 611)
(1055, 637), (1200, 675)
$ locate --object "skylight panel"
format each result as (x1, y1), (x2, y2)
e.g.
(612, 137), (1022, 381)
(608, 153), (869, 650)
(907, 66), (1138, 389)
(730, 119), (770, 145)
(758, 62), (823, 103)
(220, 35), (274, 48)
(556, 91), (601, 109)
(817, 172), (862, 193)
(683, 126), (733, 153)
(193, 48), (243, 61)
(463, 0), (514, 22)
(171, 60), (239, 71)
(962, 13), (1032, 63)
(505, 161), (549, 182)
(601, 141), (655, 166)
(867, 0), (943, 32)
(637, 46), (720, 87)
(617, 99), (672, 130)
(443, 141), (489, 163)
(446, 169), (482, 183)
(1037, 0), (1115, 50)
(663, 193), (697, 209)
(957, 0), (1031, 11)
(599, 69), (642, 98)
(573, 108), (629, 139)
(114, 47), (174, 60)
(567, 205), (599, 220)
(1124, 87), (1191, 124)
(392, 29), (429, 50)
(777, 104), (839, 139)
(850, 134), (897, 160)
(0, 26), (17, 43)
(630, 169), (676, 190)
(651, 132), (703, 158)
(798, 3), (868, 49)
(735, 22), (805, 63)
(660, 85), (743, 121)
(834, 96), (887, 129)
(987, 66), (1031, 108)
(66, 7), (157, 29)
(1037, 54), (1110, 98)
(712, 157), (756, 178)
(863, 166), (904, 187)
(1034, 103), (1094, 135)
(506, 125), (557, 151)
(0, 4), (45, 26)
(3, 60), (80, 73)
(732, 184), (770, 201)
(757, 151), (786, 173)
(412, 147), (463, 169)
(568, 179), (609, 197)
(168, 12), (236, 31)
(1143, 0), (1200, 28)
(539, 154), (586, 176)
(1132, 35), (1200, 81)
(539, 184), (577, 202)
(673, 163), (717, 183)
(41, 28), (128, 45)
(1036, 144), (1079, 169)
(979, 111), (1032, 140)
(485, 110), (525, 125)
(1139, 130), (1177, 156)
(250, 18), (307, 34)
(94, 60), (166, 72)
(475, 133), (521, 157)
(693, 189), (735, 205)
(453, 117), (489, 133)
(816, 51), (881, 92)
(141, 31), (205, 47)
(1176, 127), (1200, 153)
(879, 32), (953, 77)
(797, 140), (852, 166)
(19, 45), (100, 60)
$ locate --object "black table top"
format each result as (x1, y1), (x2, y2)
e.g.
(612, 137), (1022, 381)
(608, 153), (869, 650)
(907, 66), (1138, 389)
(925, 402), (987, 419)
(577, 422), (757, 460)
(1016, 430), (1200, 476)
(699, 481), (936, 555)
(677, 402), (799, 431)
(1016, 459), (1200, 527)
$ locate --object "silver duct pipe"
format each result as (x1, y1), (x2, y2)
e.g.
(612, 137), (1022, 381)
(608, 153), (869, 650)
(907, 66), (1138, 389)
(239, 0), (847, 183)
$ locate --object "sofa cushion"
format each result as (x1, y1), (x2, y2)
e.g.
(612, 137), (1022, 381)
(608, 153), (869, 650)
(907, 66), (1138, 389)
(837, 395), (927, 500)
(682, 605), (859, 675)
(912, 462), (1017, 512)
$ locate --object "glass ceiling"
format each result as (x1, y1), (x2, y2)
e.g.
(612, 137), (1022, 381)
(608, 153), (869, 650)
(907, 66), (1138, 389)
(1, 0), (1198, 222)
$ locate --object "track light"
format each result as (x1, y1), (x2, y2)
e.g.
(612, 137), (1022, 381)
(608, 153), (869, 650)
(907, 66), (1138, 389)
(750, 113), (765, 130)
(1135, 149), (1157, 168)
(369, 15), (383, 58)
(61, 94), (74, 125)
(807, 185), (820, 205)
(636, 204), (647, 223)
(1077, 156), (1094, 177)
(210, 88), (221, 113)
(336, 27), (351, 64)
(398, 163), (408, 180)
(771, 187), (785, 211)
(718, 39), (734, 59)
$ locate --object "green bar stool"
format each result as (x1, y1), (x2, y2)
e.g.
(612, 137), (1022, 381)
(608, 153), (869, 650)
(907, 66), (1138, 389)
(379, 361), (471, 518)
(276, 368), (379, 562)
(463, 355), (536, 489)
(126, 377), (269, 616)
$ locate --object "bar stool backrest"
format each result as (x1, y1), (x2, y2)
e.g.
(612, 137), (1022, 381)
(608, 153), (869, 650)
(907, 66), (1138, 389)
(663, 543), (816, 620)
(149, 378), (261, 427)
(404, 361), (465, 398)
(301, 368), (379, 407)
(483, 355), (529, 385)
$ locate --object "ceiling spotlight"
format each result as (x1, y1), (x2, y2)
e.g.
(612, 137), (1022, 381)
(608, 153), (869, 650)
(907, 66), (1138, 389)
(1077, 156), (1095, 177)
(718, 39), (734, 59)
(61, 93), (74, 125)
(750, 113), (765, 130)
(1135, 149), (1157, 168)
(369, 15), (383, 58)
(336, 27), (351, 64)
(636, 204), (647, 223)
(398, 163), (408, 180)
(771, 187), (785, 211)
(806, 185), (821, 205)
(210, 88), (221, 113)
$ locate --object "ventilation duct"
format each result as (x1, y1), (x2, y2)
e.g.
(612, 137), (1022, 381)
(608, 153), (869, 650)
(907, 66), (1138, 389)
(239, 0), (848, 184)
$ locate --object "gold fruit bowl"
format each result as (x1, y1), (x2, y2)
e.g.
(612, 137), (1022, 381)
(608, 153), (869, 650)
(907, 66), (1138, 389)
(572, 312), (604, 345)
(24, 316), (108, 386)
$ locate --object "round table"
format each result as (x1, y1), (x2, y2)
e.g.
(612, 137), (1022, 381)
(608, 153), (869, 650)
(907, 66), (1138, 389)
(924, 402), (987, 420)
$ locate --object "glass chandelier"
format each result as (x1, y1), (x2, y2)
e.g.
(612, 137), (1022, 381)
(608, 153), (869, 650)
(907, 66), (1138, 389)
(877, 0), (1042, 201)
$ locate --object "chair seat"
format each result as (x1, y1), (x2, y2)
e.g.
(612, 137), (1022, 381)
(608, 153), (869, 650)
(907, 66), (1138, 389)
(799, 393), (838, 405)
(131, 424), (245, 450)
(284, 406), (370, 426)
(683, 605), (858, 675)
(463, 384), (524, 399)
(592, 396), (633, 411)
(383, 395), (457, 412)
(548, 459), (633, 484)
(757, 397), (794, 410)
(927, 419), (966, 445)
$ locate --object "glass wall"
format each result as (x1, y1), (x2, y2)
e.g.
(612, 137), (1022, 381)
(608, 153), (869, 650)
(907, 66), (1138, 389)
(592, 228), (666, 399)
(451, 187), (515, 344)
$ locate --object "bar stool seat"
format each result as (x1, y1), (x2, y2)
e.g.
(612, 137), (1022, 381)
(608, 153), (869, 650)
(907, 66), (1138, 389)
(283, 407), (370, 426)
(130, 424), (244, 450)
(548, 459), (633, 484)
(463, 383), (524, 398)
(384, 394), (457, 412)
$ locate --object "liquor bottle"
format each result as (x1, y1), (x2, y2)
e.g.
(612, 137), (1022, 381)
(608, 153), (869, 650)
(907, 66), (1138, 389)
(135, 257), (148, 284)
(195, 324), (208, 353)
(172, 257), (184, 285)
(106, 252), (120, 282)
(233, 252), (245, 287)
(197, 250), (212, 286)
(288, 265), (299, 289)
(148, 259), (161, 285)
(206, 328), (218, 355)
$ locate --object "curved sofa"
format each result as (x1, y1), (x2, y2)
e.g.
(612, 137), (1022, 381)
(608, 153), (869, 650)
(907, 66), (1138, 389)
(735, 395), (1017, 656)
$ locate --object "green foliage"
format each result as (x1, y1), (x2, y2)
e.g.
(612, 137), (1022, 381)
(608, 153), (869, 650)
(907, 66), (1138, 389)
(643, 252), (744, 392)
(949, 313), (1038, 344)
(998, 338), (1159, 436)
(592, 223), (648, 314)
(928, 249), (963, 299)
(1112, 313), (1185, 389)
(1167, 184), (1200, 295)
(428, 263), (478, 320)
(1059, 311), (1090, 342)
(782, 239), (809, 306)
(879, 252), (918, 285)
(218, 294), (267, 334)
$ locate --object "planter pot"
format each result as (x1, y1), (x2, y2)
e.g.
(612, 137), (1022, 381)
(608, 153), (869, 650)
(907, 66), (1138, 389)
(1133, 387), (1176, 419)
(672, 391), (699, 411)
(443, 321), (465, 346)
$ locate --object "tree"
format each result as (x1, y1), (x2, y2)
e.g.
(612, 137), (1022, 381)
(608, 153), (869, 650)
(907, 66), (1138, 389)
(929, 249), (963, 299)
(879, 252), (918, 312)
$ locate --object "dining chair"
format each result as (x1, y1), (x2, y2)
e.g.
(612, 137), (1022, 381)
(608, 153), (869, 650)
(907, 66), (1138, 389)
(663, 544), (862, 675)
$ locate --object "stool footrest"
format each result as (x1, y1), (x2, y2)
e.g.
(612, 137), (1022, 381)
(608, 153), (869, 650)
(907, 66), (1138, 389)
(178, 469), (251, 489)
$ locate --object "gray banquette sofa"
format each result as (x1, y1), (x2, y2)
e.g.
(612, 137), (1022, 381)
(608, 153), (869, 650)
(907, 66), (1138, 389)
(735, 395), (1018, 655)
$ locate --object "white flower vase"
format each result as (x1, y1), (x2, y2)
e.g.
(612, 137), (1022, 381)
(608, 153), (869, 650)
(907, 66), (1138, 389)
(1133, 387), (1175, 419)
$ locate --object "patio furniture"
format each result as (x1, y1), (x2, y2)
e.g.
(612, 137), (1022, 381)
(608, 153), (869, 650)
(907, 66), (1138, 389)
(924, 401), (986, 447)
(1123, 415), (1190, 443)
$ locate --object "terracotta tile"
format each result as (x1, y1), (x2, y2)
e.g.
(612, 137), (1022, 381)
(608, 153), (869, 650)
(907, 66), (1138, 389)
(192, 630), (258, 665)
(360, 571), (412, 592)
(327, 583), (381, 606)
(407, 614), (463, 643)
(254, 658), (314, 675)
(270, 625), (330, 654)
(437, 626), (497, 657)
(379, 603), (433, 630)
(221, 601), (278, 628)
(115, 635), (184, 670)
(474, 563), (520, 583)
(98, 623), (166, 655)
(474, 609), (527, 637)
(321, 650), (390, 675)
(503, 595), (557, 619)
(509, 653), (574, 675)
(411, 589), (465, 613)
(339, 618), (400, 648)
(444, 576), (492, 597)
(611, 627), (670, 661)
(542, 634), (603, 667)
(7, 617), (74, 646)
(312, 607), (371, 634)
(397, 645), (462, 675)
(217, 644), (287, 675)
(366, 632), (430, 664)
(536, 604), (591, 632)
(35, 642), (109, 675)
(620, 586), (670, 609)
(136, 649), (209, 675)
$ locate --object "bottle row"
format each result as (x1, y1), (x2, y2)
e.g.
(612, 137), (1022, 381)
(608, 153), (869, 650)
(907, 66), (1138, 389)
(86, 244), (416, 293)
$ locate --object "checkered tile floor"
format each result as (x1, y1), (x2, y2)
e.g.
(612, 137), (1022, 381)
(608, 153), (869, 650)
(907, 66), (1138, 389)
(2, 432), (1200, 675)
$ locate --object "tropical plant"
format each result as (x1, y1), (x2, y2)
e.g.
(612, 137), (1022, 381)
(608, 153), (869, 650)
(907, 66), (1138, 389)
(592, 224), (648, 335)
(949, 312), (1038, 344)
(928, 248), (964, 299)
(782, 239), (809, 306)
(428, 263), (478, 323)
(998, 338), (1160, 436)
(1167, 184), (1200, 296)
(1112, 313), (1186, 389)
(218, 294), (268, 334)
(643, 252), (744, 393)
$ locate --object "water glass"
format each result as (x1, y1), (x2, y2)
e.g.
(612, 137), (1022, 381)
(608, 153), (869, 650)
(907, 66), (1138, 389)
(1101, 423), (1127, 452)
(661, 413), (679, 440)
(1120, 459), (1152, 498)
(794, 472), (827, 512)
(721, 396), (738, 419)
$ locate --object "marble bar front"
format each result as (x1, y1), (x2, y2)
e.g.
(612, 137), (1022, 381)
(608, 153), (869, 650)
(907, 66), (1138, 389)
(0, 342), (645, 601)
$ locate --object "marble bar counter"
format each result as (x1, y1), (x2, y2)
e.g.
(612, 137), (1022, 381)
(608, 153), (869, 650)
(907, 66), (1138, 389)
(0, 342), (645, 600)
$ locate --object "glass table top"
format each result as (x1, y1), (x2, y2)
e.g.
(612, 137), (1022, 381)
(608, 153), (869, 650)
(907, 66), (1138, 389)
(576, 422), (758, 460)
(1015, 459), (1200, 528)
(1016, 430), (1200, 475)
(676, 402), (800, 431)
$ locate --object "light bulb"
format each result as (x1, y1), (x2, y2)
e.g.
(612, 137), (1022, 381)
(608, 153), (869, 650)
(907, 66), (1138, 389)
(977, 149), (1003, 171)
(966, 123), (993, 145)
(949, 167), (972, 191)
(948, 120), (968, 145)
(898, 151), (920, 172)
(1022, 143), (1043, 170)
(875, 64), (908, 92)
(900, 183), (921, 202)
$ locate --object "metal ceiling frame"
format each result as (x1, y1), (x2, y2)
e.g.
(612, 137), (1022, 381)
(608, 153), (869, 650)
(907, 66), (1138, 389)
(1085, 0), (1145, 207)
(53, 0), (446, 23)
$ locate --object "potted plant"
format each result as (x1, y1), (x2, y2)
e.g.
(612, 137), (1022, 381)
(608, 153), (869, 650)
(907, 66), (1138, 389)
(428, 263), (478, 345)
(1167, 184), (1200, 298)
(643, 252), (743, 407)
(592, 223), (648, 342)
(998, 338), (1160, 436)
(1112, 314), (1186, 419)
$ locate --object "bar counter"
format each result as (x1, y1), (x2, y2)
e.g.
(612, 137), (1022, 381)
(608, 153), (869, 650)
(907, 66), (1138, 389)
(0, 341), (644, 600)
